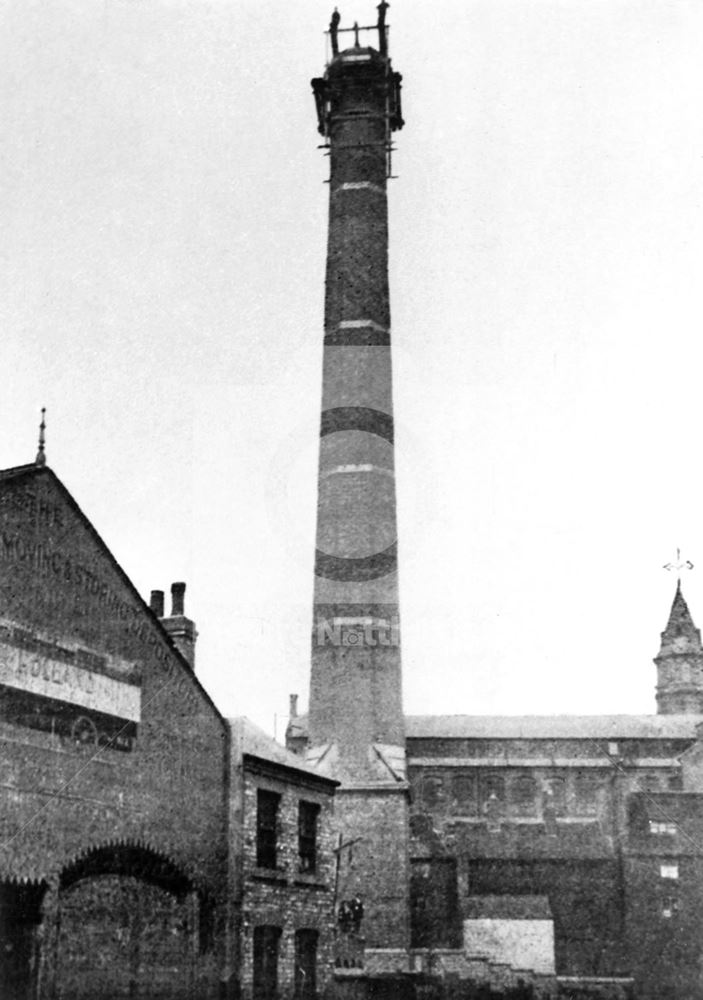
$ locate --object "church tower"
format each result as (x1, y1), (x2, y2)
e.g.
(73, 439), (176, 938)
(655, 580), (703, 714)
(307, 4), (410, 954)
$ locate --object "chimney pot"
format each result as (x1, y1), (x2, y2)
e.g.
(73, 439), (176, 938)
(150, 590), (165, 617)
(290, 693), (299, 718)
(171, 582), (186, 616)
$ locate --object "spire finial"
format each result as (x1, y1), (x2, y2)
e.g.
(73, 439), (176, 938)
(664, 547), (694, 581)
(35, 407), (47, 466)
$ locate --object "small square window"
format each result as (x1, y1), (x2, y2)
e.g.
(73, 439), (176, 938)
(660, 863), (679, 880)
(649, 821), (677, 836)
(662, 896), (679, 919)
(638, 774), (660, 793)
(608, 741), (619, 757)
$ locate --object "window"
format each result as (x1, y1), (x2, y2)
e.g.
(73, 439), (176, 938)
(421, 774), (444, 809)
(662, 896), (679, 919)
(256, 790), (280, 869)
(574, 774), (600, 816)
(513, 775), (538, 816)
(544, 777), (567, 816)
(452, 774), (478, 815)
(668, 773), (683, 791)
(608, 741), (620, 757)
(298, 801), (320, 873)
(649, 821), (677, 836)
(638, 774), (660, 793)
(480, 775), (505, 831)
(660, 862), (679, 880)
(294, 929), (318, 999)
(480, 774), (505, 808)
(253, 926), (281, 1000)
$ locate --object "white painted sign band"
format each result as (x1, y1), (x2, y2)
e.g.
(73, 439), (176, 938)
(0, 643), (141, 722)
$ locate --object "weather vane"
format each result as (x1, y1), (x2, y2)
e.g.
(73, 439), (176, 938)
(663, 548), (693, 577)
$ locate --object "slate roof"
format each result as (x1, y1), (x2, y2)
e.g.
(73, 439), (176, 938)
(406, 714), (702, 740)
(229, 716), (337, 784)
(289, 713), (702, 742)
(0, 462), (42, 482)
(662, 579), (698, 639)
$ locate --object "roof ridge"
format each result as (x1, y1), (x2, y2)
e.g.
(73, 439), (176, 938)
(0, 462), (43, 480)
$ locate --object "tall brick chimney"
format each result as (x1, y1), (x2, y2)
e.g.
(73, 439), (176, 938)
(158, 581), (198, 670)
(306, 4), (409, 953)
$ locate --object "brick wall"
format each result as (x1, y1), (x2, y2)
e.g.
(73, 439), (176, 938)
(465, 861), (623, 977)
(624, 792), (703, 999)
(0, 467), (228, 998)
(333, 788), (410, 953)
(231, 755), (337, 1000)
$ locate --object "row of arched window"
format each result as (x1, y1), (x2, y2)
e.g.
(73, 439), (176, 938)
(412, 768), (678, 818)
(412, 771), (601, 817)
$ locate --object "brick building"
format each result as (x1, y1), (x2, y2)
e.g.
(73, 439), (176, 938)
(0, 458), (341, 1000)
(0, 461), (229, 999)
(228, 718), (338, 1000)
(292, 564), (703, 998)
(6, 7), (703, 1000)
(286, 7), (703, 1000)
(625, 789), (703, 999)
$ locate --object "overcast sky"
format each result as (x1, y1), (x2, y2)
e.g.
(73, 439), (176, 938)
(3, 0), (703, 735)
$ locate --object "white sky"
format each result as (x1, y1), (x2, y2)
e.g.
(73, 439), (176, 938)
(3, 0), (703, 735)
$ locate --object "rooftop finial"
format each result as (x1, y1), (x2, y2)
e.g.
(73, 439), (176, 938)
(35, 407), (46, 466)
(330, 8), (341, 57)
(353, 21), (360, 47)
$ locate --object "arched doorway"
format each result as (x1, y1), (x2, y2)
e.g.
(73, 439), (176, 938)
(52, 844), (199, 999)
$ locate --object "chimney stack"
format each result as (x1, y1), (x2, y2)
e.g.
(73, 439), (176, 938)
(306, 8), (410, 953)
(171, 581), (186, 616)
(155, 581), (198, 670)
(289, 693), (298, 719)
(150, 589), (165, 617)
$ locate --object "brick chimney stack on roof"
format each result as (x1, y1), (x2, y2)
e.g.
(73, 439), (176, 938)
(157, 581), (197, 670)
(149, 590), (165, 617)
